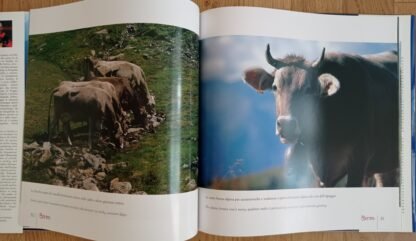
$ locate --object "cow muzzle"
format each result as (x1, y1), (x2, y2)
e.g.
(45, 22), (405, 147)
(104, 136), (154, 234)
(276, 116), (300, 144)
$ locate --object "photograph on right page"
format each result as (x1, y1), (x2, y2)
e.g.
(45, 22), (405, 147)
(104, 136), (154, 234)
(200, 35), (399, 190)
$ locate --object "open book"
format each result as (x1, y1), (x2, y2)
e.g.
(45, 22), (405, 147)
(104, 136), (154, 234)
(0, 0), (415, 239)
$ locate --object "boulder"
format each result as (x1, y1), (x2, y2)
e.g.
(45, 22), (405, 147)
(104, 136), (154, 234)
(53, 166), (67, 179)
(95, 29), (108, 35)
(39, 142), (52, 163)
(95, 172), (106, 181)
(23, 142), (39, 151)
(83, 153), (106, 170)
(186, 179), (197, 191)
(83, 178), (99, 191)
(110, 178), (132, 194)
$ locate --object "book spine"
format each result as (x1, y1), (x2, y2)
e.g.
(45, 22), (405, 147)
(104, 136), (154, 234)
(411, 15), (415, 232)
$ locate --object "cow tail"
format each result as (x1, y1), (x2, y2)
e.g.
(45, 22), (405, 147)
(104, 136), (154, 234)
(47, 89), (56, 141)
(140, 67), (147, 83)
(137, 67), (151, 101)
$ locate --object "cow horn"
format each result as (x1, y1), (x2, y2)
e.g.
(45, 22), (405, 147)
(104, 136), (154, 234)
(266, 44), (285, 69)
(312, 47), (326, 68)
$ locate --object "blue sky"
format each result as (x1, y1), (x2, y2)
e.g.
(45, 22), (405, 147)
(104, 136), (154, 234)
(199, 35), (396, 187)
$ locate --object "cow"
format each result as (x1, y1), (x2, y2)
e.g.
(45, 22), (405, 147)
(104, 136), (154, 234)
(92, 77), (149, 128)
(85, 58), (155, 117)
(243, 44), (399, 187)
(48, 80), (123, 135)
(48, 81), (125, 149)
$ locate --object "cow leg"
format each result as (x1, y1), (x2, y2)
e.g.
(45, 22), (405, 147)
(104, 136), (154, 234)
(88, 117), (93, 149)
(115, 122), (124, 149)
(48, 117), (58, 141)
(361, 175), (370, 187)
(374, 170), (398, 187)
(373, 173), (383, 187)
(346, 156), (366, 187)
(63, 121), (72, 146)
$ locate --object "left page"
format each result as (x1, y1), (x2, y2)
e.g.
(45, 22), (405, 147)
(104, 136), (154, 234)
(19, 0), (199, 240)
(0, 12), (28, 234)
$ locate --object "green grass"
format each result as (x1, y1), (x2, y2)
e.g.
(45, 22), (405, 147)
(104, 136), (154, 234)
(24, 59), (70, 141)
(23, 23), (199, 194)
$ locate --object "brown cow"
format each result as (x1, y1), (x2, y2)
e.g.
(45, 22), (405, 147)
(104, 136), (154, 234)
(91, 77), (149, 128)
(85, 58), (155, 116)
(49, 82), (124, 149)
(243, 45), (399, 187)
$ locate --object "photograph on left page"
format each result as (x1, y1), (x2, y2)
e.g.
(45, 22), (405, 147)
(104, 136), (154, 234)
(22, 23), (198, 195)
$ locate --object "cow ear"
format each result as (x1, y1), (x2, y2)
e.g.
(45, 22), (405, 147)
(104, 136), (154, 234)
(318, 73), (340, 97)
(243, 68), (274, 94)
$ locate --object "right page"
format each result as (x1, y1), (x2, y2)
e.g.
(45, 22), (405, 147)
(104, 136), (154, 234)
(199, 7), (413, 236)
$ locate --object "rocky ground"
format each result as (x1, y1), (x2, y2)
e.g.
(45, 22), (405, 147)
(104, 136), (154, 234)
(22, 111), (196, 194)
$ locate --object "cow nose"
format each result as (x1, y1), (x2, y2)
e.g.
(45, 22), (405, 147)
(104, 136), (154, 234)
(277, 116), (297, 136)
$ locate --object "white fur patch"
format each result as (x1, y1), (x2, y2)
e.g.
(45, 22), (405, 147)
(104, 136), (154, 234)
(318, 73), (340, 96)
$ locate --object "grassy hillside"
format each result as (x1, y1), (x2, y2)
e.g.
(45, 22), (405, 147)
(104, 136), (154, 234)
(23, 23), (199, 194)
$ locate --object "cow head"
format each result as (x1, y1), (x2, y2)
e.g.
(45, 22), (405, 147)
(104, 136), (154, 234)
(84, 57), (100, 80)
(243, 44), (340, 144)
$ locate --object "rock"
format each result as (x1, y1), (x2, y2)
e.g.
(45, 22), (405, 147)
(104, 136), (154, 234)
(186, 179), (197, 191)
(39, 142), (52, 163)
(51, 144), (65, 157)
(184, 176), (190, 183)
(53, 158), (67, 166)
(67, 169), (81, 184)
(53, 166), (67, 179)
(110, 178), (132, 194)
(150, 116), (158, 122)
(152, 121), (161, 128)
(116, 162), (128, 168)
(79, 168), (94, 178)
(124, 45), (134, 50)
(105, 163), (115, 172)
(95, 172), (106, 181)
(95, 29), (108, 35)
(108, 53), (124, 60)
(83, 178), (99, 191)
(77, 160), (87, 168)
(83, 153), (105, 170)
(31, 148), (42, 156)
(134, 191), (147, 195)
(107, 142), (116, 149)
(127, 128), (144, 134)
(51, 178), (64, 186)
(47, 168), (54, 177)
(23, 141), (40, 150)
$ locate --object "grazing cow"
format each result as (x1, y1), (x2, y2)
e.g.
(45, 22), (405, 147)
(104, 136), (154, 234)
(49, 80), (122, 134)
(243, 44), (399, 187)
(48, 82), (124, 149)
(85, 58), (155, 116)
(92, 77), (149, 127)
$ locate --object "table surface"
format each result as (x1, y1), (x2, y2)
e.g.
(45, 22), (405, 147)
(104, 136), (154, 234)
(1, 0), (416, 240)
